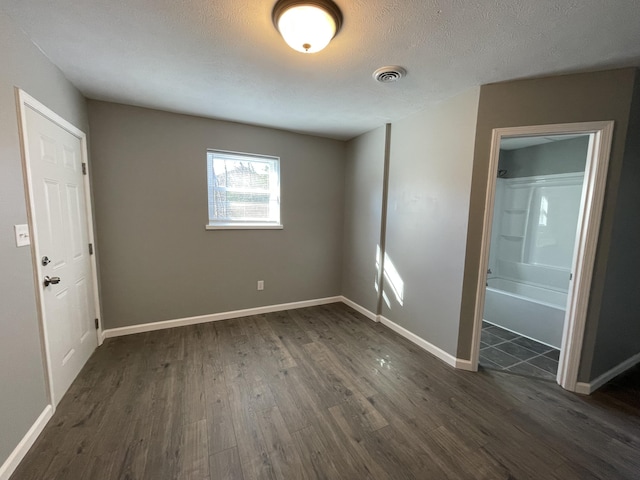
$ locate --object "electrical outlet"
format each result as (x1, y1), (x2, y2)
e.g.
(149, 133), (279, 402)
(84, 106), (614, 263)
(257, 280), (264, 291)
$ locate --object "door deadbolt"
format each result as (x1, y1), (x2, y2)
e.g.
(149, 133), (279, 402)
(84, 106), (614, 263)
(43, 276), (61, 287)
(41, 256), (51, 266)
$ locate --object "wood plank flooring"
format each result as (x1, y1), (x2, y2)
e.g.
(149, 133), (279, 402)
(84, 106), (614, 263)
(10, 303), (640, 479)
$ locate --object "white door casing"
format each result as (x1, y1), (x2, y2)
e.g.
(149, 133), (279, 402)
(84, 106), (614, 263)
(469, 121), (614, 392)
(18, 90), (101, 407)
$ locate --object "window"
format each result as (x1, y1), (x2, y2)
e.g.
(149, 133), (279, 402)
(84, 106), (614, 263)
(206, 150), (282, 229)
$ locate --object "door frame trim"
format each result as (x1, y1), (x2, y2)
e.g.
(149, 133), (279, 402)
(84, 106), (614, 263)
(16, 89), (103, 408)
(469, 121), (614, 392)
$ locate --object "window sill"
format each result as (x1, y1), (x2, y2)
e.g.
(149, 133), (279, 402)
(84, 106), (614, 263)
(205, 224), (284, 230)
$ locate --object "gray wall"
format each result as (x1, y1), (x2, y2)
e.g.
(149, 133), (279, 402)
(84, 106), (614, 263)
(499, 136), (589, 178)
(0, 10), (88, 467)
(341, 126), (386, 314)
(88, 101), (346, 329)
(457, 69), (637, 383)
(589, 72), (640, 379)
(381, 88), (480, 356)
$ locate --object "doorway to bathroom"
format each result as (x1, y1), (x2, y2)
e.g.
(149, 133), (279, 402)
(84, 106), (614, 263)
(470, 122), (614, 392)
(481, 133), (588, 380)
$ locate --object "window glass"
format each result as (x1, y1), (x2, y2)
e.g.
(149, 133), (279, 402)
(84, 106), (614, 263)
(207, 150), (281, 227)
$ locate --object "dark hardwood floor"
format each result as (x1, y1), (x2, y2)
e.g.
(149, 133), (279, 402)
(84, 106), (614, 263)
(10, 303), (640, 479)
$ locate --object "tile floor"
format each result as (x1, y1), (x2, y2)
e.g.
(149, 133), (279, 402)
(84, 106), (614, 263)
(480, 321), (560, 381)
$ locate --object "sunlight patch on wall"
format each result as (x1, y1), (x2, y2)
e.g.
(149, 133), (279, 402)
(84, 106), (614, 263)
(375, 245), (405, 308)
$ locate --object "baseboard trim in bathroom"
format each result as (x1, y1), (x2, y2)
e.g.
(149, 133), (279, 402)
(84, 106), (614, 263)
(574, 351), (640, 395)
(103, 296), (343, 338)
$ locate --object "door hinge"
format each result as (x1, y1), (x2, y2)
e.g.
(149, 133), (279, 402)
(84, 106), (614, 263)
(89, 243), (94, 255)
(95, 318), (99, 330)
(82, 163), (87, 175)
(570, 273), (573, 280)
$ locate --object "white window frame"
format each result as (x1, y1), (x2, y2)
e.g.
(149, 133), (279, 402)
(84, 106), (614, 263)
(206, 149), (283, 230)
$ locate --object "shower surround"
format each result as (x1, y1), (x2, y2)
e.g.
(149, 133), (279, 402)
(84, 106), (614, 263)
(484, 172), (584, 347)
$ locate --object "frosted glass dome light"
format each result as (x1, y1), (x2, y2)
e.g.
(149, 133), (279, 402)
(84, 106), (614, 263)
(273, 0), (343, 54)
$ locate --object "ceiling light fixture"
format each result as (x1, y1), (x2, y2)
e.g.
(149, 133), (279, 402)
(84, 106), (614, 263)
(272, 0), (343, 54)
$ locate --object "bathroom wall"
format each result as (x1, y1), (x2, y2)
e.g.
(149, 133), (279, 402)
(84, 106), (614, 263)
(498, 136), (589, 178)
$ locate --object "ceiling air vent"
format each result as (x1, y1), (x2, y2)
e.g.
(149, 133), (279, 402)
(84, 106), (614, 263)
(373, 66), (407, 83)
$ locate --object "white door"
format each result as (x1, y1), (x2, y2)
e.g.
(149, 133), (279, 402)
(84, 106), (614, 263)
(24, 105), (98, 405)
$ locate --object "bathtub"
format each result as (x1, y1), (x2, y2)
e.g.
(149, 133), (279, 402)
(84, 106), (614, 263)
(484, 278), (566, 349)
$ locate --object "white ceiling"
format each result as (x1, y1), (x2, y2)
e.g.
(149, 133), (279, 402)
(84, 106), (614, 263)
(2, 0), (640, 140)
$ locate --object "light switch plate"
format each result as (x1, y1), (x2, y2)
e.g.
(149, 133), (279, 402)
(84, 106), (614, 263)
(14, 224), (30, 247)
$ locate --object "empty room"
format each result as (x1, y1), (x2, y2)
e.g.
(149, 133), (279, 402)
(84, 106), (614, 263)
(1, 1), (640, 479)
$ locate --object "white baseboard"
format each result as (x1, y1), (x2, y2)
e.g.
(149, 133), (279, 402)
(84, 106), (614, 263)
(0, 405), (53, 480)
(103, 295), (473, 375)
(103, 296), (343, 338)
(339, 299), (472, 371)
(339, 296), (378, 322)
(574, 351), (640, 395)
(378, 315), (459, 369)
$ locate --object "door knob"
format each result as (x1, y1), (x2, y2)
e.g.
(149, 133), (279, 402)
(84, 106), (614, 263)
(43, 276), (61, 287)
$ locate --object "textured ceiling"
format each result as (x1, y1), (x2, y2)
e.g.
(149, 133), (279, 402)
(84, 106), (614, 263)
(2, 0), (640, 140)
